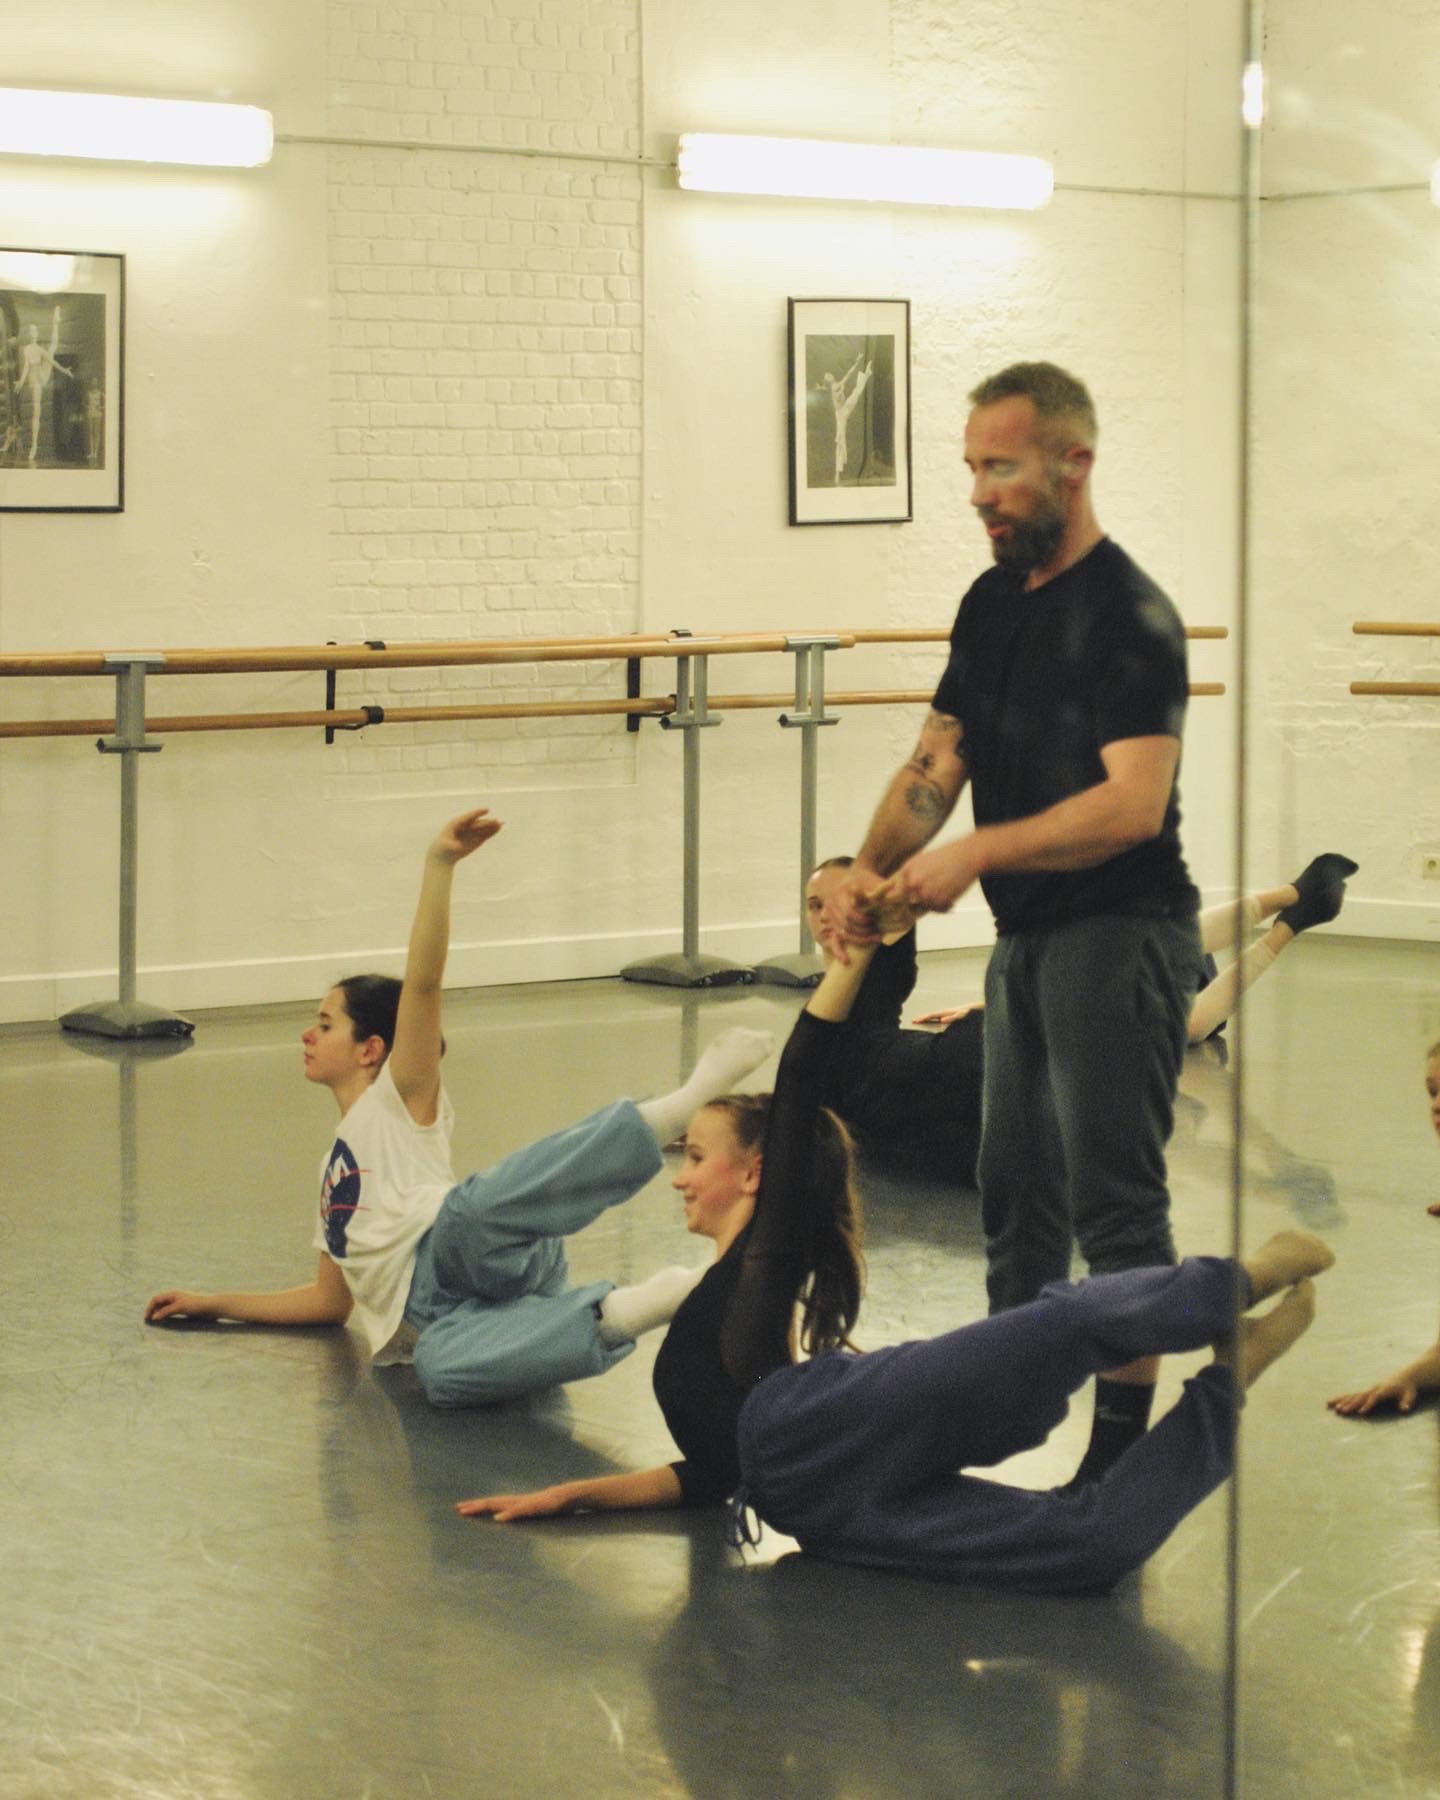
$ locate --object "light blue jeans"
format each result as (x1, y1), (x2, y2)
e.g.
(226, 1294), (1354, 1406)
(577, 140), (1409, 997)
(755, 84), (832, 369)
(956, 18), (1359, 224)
(403, 1099), (661, 1406)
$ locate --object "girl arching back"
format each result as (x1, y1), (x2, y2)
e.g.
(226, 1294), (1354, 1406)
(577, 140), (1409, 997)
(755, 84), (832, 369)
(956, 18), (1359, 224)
(711, 1068), (866, 1392)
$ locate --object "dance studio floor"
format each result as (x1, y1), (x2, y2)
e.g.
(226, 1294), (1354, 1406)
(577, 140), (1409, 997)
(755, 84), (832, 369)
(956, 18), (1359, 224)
(3, 935), (1438, 1798)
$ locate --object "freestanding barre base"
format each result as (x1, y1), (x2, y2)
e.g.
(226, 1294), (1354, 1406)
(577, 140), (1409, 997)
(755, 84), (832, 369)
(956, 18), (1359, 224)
(753, 635), (836, 993)
(61, 999), (195, 1040)
(751, 951), (821, 988)
(620, 952), (753, 989)
(621, 637), (752, 991)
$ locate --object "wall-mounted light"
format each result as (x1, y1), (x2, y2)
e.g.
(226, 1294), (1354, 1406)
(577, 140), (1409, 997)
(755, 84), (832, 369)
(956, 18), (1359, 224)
(676, 133), (1052, 211)
(0, 88), (274, 168)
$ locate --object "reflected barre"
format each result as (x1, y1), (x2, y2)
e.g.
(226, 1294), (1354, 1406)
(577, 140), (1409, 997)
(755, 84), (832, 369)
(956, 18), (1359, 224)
(1351, 620), (1440, 697)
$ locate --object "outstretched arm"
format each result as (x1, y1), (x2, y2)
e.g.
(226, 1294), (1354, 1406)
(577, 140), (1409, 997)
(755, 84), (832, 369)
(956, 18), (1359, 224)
(387, 808), (502, 1122)
(145, 1253), (353, 1326)
(457, 1464), (684, 1522)
(1328, 1343), (1440, 1417)
(824, 709), (968, 954)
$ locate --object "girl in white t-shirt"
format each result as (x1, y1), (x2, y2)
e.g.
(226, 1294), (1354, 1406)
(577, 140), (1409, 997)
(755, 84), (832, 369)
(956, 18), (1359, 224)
(145, 808), (773, 1405)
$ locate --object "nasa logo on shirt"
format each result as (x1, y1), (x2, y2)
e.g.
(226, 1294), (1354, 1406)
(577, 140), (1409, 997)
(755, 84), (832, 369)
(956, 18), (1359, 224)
(320, 1137), (362, 1257)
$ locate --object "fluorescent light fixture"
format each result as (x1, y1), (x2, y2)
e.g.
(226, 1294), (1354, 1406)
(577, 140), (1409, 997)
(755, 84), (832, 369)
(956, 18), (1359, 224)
(676, 133), (1052, 211)
(0, 88), (273, 167)
(1241, 62), (1266, 130)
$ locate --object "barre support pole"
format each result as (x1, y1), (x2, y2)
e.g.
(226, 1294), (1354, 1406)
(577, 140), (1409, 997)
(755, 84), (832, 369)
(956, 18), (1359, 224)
(621, 642), (751, 989)
(754, 636), (841, 988)
(61, 655), (195, 1041)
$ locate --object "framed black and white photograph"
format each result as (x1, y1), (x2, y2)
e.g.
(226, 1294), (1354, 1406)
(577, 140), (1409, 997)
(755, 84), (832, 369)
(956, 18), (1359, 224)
(0, 248), (124, 512)
(788, 296), (911, 526)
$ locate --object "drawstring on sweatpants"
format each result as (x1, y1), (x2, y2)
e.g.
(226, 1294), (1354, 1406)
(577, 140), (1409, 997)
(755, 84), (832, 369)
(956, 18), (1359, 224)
(726, 1485), (763, 1550)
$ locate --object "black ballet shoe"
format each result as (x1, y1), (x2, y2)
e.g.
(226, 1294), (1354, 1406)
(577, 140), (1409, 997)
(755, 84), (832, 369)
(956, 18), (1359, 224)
(1276, 852), (1358, 934)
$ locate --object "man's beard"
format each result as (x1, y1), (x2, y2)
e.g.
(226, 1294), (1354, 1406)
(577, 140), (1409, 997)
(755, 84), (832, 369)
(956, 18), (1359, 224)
(987, 490), (1066, 574)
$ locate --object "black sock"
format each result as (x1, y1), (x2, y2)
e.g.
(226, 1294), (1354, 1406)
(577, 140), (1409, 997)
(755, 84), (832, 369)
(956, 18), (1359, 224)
(1276, 852), (1358, 934)
(1060, 1379), (1156, 1491)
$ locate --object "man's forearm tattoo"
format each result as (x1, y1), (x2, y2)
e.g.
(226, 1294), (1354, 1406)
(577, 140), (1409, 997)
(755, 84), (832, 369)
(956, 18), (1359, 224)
(900, 710), (964, 821)
(903, 779), (949, 824)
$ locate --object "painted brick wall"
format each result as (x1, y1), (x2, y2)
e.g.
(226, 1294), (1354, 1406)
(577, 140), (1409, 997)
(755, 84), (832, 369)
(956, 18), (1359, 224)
(324, 2), (643, 790)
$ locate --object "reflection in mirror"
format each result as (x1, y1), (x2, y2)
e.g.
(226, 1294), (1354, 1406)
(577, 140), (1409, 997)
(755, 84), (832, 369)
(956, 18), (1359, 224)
(1239, 4), (1440, 1792)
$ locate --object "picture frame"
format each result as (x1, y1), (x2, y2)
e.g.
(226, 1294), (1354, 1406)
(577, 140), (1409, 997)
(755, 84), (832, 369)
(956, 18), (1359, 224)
(0, 248), (124, 512)
(788, 297), (911, 526)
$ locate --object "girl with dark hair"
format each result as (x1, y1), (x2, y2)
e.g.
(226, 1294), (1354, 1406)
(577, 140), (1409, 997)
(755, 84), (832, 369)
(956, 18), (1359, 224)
(459, 895), (1335, 1595)
(144, 808), (774, 1407)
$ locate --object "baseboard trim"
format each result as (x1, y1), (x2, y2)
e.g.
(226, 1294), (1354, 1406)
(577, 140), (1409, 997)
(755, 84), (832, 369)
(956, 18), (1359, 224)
(2, 894), (1431, 1026)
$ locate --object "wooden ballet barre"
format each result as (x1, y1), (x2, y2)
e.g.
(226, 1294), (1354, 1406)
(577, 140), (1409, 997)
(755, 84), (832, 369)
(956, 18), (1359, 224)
(0, 632), (679, 677)
(0, 680), (1227, 740)
(5, 625), (1234, 1033)
(1349, 622), (1440, 695)
(847, 625), (1229, 644)
(711, 682), (1225, 711)
(0, 696), (678, 740)
(0, 622), (1229, 681)
(0, 632), (857, 679)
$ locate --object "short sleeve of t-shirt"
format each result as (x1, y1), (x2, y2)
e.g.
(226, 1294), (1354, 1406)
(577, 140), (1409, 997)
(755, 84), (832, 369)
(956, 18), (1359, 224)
(1086, 579), (1190, 746)
(932, 543), (1187, 751)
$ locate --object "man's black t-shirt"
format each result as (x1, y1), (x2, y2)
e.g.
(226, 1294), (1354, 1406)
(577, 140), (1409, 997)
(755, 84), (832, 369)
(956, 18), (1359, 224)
(931, 537), (1199, 935)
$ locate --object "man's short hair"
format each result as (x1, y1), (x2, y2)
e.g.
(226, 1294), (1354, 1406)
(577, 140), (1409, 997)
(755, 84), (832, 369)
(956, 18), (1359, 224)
(968, 361), (1097, 448)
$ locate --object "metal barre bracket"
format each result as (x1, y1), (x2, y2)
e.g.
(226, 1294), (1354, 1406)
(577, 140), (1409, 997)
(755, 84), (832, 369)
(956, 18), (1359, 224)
(324, 641), (389, 743)
(62, 654), (194, 1042)
(754, 637), (839, 988)
(623, 638), (751, 989)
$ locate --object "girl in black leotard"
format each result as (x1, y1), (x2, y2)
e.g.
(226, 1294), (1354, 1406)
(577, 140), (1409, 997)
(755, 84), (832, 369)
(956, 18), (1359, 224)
(459, 906), (1333, 1594)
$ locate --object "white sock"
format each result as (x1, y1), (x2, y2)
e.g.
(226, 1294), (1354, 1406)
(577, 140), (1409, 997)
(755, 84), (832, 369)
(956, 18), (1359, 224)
(634, 1026), (775, 1146)
(598, 1265), (705, 1347)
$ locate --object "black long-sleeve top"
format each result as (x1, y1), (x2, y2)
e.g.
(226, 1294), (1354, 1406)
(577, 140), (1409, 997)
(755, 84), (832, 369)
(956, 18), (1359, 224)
(651, 1007), (847, 1506)
(829, 936), (984, 1184)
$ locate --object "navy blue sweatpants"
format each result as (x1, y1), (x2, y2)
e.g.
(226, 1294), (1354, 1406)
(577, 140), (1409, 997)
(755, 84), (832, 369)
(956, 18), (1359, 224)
(734, 1257), (1243, 1594)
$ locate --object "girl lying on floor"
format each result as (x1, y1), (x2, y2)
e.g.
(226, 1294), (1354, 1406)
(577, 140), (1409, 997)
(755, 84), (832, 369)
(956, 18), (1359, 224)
(145, 808), (772, 1407)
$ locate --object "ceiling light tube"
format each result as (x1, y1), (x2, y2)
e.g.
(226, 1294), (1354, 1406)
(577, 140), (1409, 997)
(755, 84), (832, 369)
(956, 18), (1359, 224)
(676, 133), (1052, 211)
(0, 88), (274, 168)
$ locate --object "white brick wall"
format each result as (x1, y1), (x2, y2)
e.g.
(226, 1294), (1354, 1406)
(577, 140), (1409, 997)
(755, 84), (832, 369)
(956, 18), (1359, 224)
(328, 0), (640, 154)
(325, 1), (643, 789)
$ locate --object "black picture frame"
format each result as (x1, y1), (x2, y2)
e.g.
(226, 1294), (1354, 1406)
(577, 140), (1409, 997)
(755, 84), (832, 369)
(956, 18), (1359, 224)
(788, 296), (911, 525)
(0, 248), (124, 512)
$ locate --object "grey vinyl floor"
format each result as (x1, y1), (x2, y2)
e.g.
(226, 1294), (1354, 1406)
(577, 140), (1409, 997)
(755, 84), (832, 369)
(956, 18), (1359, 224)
(3, 935), (1438, 1799)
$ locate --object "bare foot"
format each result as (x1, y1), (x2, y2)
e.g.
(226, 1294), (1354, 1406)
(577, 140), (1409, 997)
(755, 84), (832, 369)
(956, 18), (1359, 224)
(1213, 1280), (1315, 1389)
(1242, 1230), (1335, 1303)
